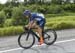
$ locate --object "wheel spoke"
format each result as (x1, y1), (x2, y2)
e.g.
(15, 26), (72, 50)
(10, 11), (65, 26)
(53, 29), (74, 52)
(44, 29), (57, 45)
(18, 32), (35, 49)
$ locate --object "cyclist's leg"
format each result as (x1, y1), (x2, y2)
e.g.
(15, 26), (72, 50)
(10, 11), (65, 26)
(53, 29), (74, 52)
(28, 19), (45, 45)
(32, 24), (44, 45)
(28, 22), (43, 44)
(36, 19), (46, 45)
(37, 27), (44, 45)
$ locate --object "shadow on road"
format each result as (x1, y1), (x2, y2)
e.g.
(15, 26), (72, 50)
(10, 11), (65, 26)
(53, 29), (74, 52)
(20, 44), (67, 53)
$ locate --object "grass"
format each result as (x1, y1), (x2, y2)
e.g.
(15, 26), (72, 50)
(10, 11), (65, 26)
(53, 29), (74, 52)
(0, 26), (24, 36)
(45, 12), (75, 17)
(46, 16), (75, 29)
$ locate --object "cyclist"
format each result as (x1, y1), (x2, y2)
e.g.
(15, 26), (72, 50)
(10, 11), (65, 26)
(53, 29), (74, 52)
(23, 10), (46, 45)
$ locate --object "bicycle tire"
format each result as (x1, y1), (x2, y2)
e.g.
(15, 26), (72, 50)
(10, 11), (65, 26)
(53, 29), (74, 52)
(44, 29), (57, 45)
(18, 32), (35, 49)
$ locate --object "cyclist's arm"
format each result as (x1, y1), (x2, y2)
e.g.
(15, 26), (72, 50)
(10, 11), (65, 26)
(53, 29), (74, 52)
(28, 21), (34, 29)
(28, 15), (36, 29)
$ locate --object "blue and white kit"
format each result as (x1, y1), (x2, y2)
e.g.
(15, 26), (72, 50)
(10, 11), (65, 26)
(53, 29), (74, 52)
(29, 13), (46, 29)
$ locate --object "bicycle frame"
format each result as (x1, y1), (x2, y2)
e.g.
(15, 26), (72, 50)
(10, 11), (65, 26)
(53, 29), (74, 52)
(29, 29), (40, 40)
(25, 27), (50, 42)
(26, 29), (50, 42)
(25, 28), (40, 41)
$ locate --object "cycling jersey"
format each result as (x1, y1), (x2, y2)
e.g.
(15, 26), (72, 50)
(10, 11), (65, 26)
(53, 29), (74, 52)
(29, 13), (46, 28)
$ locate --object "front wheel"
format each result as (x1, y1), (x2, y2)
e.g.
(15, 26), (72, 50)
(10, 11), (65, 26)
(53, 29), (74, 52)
(44, 29), (57, 45)
(18, 32), (35, 49)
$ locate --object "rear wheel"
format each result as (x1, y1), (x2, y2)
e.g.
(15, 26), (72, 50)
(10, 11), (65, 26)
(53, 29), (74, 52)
(18, 32), (35, 49)
(44, 29), (57, 45)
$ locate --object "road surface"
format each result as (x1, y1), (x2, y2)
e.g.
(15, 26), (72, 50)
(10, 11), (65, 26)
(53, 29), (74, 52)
(0, 29), (75, 53)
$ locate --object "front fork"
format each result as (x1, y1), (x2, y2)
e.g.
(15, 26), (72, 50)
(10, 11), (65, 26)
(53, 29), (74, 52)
(26, 31), (30, 41)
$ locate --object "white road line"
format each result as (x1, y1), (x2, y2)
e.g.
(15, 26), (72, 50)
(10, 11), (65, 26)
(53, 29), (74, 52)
(0, 39), (75, 53)
(55, 39), (75, 44)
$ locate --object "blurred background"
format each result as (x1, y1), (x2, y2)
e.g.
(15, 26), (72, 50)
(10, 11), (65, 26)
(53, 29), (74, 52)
(0, 0), (75, 36)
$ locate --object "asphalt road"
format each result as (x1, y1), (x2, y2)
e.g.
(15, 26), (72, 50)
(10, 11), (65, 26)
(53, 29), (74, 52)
(0, 29), (75, 53)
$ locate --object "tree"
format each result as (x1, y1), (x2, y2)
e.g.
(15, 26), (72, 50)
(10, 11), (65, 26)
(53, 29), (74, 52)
(24, 0), (44, 4)
(0, 4), (4, 11)
(8, 0), (19, 7)
(24, 0), (27, 2)
(51, 0), (57, 4)
(51, 0), (63, 4)
(56, 0), (63, 4)
(0, 11), (6, 27)
(74, 0), (75, 3)
(3, 7), (12, 18)
(12, 6), (27, 25)
(65, 0), (70, 4)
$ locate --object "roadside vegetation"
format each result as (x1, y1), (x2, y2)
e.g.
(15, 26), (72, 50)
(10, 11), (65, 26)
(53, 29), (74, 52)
(0, 16), (75, 36)
(0, 0), (75, 36)
(46, 16), (75, 29)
